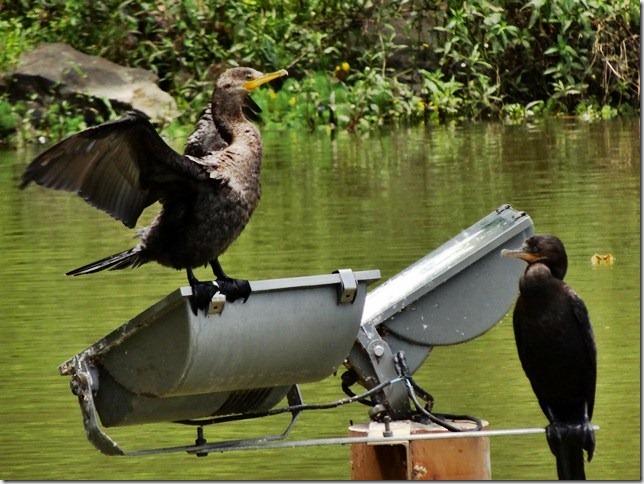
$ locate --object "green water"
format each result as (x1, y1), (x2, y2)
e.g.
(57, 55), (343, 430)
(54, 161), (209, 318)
(0, 118), (639, 480)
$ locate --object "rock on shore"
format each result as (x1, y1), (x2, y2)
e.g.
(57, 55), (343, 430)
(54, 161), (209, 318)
(3, 42), (177, 125)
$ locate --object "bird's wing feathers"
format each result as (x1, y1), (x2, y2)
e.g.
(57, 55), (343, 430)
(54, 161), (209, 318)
(21, 112), (207, 228)
(190, 150), (229, 182)
(568, 287), (597, 419)
(184, 96), (262, 158)
(514, 286), (597, 421)
(184, 105), (229, 157)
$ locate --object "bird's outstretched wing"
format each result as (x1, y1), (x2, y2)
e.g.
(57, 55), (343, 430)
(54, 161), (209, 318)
(20, 111), (205, 228)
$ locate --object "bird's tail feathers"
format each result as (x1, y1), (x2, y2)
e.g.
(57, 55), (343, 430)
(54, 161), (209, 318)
(546, 421), (595, 480)
(66, 248), (143, 276)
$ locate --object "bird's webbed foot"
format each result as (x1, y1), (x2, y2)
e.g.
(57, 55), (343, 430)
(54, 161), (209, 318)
(187, 268), (220, 316)
(581, 421), (596, 461)
(545, 420), (595, 462)
(209, 259), (252, 303)
(215, 277), (251, 303)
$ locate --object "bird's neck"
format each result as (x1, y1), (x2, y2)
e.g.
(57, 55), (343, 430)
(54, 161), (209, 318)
(210, 90), (251, 135)
(211, 100), (261, 149)
(519, 263), (562, 296)
(208, 97), (262, 187)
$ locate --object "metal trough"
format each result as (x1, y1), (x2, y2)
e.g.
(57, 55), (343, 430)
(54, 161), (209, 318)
(59, 269), (380, 432)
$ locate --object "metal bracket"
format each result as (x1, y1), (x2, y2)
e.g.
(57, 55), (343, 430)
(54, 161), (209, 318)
(208, 294), (226, 315)
(334, 268), (358, 304)
(344, 320), (412, 419)
(183, 385), (304, 457)
(69, 356), (124, 456)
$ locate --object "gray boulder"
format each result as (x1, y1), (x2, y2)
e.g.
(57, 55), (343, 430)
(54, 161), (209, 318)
(4, 42), (178, 124)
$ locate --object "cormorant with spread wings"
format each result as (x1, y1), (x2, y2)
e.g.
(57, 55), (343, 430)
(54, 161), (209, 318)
(21, 67), (288, 314)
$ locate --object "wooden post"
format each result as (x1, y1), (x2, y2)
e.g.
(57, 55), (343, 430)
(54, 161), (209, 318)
(349, 419), (490, 480)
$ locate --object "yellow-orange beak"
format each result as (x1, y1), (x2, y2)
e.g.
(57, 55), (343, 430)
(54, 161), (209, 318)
(500, 248), (539, 263)
(243, 69), (288, 91)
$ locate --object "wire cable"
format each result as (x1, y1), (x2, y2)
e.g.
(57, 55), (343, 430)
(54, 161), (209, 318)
(177, 350), (482, 434)
(175, 375), (403, 426)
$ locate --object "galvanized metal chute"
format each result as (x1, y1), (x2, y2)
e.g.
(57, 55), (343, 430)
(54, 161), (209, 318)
(59, 269), (380, 455)
(59, 204), (534, 457)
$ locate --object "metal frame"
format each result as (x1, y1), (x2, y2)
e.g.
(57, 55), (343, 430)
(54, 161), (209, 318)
(68, 347), (596, 458)
(67, 352), (306, 456)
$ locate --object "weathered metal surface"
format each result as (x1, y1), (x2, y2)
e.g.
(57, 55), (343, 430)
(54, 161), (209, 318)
(93, 368), (293, 427)
(61, 269), (380, 397)
(58, 205), (536, 457)
(362, 204), (533, 345)
(60, 269), (379, 436)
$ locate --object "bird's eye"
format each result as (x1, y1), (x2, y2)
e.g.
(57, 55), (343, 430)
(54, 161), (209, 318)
(245, 74), (253, 81)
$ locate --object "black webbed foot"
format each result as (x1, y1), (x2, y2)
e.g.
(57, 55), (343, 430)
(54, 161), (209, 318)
(209, 259), (252, 303)
(216, 277), (251, 303)
(186, 266), (252, 315)
(187, 267), (220, 316)
(545, 420), (594, 480)
(188, 280), (219, 316)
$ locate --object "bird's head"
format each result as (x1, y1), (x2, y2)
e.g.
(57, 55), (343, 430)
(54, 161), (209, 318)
(501, 234), (568, 280)
(212, 67), (288, 124)
(215, 67), (288, 97)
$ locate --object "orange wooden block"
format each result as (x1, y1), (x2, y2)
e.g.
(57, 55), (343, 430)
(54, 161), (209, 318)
(349, 420), (490, 480)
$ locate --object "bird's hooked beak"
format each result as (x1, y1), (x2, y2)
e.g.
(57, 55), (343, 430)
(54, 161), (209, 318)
(243, 69), (288, 91)
(501, 246), (539, 263)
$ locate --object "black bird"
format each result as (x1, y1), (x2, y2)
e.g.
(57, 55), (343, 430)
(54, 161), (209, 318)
(502, 234), (597, 480)
(20, 67), (288, 314)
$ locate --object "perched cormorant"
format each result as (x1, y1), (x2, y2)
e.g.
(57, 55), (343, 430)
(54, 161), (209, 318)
(20, 67), (288, 314)
(502, 234), (597, 480)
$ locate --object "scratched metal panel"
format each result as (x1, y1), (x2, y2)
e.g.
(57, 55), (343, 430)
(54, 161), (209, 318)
(363, 205), (534, 348)
(81, 270), (380, 397)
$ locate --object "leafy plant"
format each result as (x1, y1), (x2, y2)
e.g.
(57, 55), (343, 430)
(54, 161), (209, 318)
(0, 0), (639, 143)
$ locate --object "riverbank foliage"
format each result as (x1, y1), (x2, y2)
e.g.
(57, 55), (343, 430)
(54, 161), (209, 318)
(0, 0), (640, 143)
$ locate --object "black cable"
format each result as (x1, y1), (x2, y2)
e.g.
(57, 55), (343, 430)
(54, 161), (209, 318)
(394, 351), (483, 432)
(410, 377), (435, 411)
(175, 375), (401, 426)
(177, 351), (483, 434)
(407, 378), (481, 431)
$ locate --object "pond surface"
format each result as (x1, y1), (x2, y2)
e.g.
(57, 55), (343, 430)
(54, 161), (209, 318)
(0, 117), (639, 480)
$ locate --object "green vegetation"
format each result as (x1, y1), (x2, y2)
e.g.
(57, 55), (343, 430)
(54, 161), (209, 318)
(0, 0), (639, 144)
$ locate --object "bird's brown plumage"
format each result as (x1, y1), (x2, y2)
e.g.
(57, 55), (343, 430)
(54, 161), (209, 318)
(21, 67), (288, 312)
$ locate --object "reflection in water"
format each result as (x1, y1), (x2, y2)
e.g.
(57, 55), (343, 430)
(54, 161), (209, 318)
(0, 118), (639, 479)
